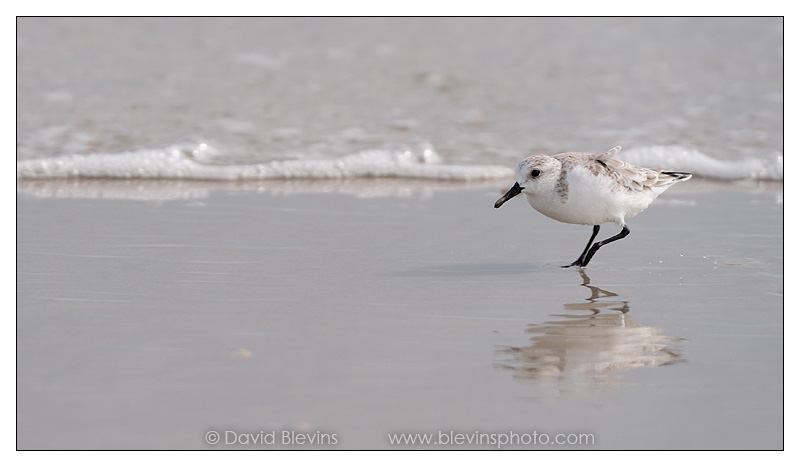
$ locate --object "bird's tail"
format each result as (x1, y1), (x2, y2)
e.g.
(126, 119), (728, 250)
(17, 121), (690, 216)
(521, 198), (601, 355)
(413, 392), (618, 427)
(661, 171), (692, 182)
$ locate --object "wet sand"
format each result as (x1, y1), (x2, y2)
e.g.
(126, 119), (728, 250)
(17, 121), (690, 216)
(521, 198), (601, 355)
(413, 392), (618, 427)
(16, 179), (783, 449)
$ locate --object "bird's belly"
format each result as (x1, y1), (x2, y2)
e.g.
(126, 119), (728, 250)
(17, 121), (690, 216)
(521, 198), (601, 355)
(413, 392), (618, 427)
(527, 190), (651, 226)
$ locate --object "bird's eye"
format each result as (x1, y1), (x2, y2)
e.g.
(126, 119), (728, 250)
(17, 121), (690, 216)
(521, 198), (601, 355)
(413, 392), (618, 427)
(530, 169), (540, 178)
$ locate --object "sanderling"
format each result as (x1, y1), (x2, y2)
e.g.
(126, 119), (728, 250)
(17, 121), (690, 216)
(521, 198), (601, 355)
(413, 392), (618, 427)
(494, 146), (691, 267)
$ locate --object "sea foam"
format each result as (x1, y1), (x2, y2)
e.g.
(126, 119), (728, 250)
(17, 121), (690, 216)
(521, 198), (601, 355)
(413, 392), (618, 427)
(15, 144), (513, 182)
(621, 145), (783, 181)
(16, 143), (782, 182)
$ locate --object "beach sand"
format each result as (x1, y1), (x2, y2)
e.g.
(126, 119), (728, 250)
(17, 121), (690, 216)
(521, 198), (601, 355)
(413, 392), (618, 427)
(16, 179), (783, 449)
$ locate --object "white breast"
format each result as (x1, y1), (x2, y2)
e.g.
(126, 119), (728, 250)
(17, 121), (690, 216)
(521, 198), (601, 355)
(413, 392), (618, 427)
(526, 166), (656, 226)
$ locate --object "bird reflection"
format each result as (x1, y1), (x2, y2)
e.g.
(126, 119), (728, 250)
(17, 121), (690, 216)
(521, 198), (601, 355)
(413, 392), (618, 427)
(497, 270), (684, 391)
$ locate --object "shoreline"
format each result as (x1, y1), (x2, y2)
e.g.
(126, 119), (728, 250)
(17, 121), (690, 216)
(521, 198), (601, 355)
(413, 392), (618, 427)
(16, 175), (784, 200)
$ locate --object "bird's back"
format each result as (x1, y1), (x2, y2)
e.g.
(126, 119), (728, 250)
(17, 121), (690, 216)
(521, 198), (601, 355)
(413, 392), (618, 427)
(553, 146), (691, 195)
(538, 147), (691, 225)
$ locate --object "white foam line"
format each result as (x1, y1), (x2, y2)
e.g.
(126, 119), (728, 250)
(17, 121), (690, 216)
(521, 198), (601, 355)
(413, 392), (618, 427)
(16, 144), (514, 182)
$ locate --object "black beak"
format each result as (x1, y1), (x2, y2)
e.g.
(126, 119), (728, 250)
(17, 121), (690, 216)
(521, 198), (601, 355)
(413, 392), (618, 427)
(494, 182), (523, 208)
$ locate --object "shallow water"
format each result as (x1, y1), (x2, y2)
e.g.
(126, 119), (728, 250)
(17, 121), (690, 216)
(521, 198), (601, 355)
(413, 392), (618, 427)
(17, 181), (782, 449)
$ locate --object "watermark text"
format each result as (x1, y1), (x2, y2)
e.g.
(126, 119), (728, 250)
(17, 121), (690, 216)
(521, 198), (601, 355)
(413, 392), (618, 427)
(205, 429), (338, 447)
(387, 430), (594, 448)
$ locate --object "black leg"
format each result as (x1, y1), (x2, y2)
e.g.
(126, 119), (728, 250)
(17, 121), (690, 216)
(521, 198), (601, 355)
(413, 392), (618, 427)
(579, 226), (630, 267)
(563, 225), (601, 268)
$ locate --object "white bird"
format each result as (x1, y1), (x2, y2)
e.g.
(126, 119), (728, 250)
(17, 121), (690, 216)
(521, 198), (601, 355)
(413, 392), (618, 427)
(494, 146), (691, 267)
